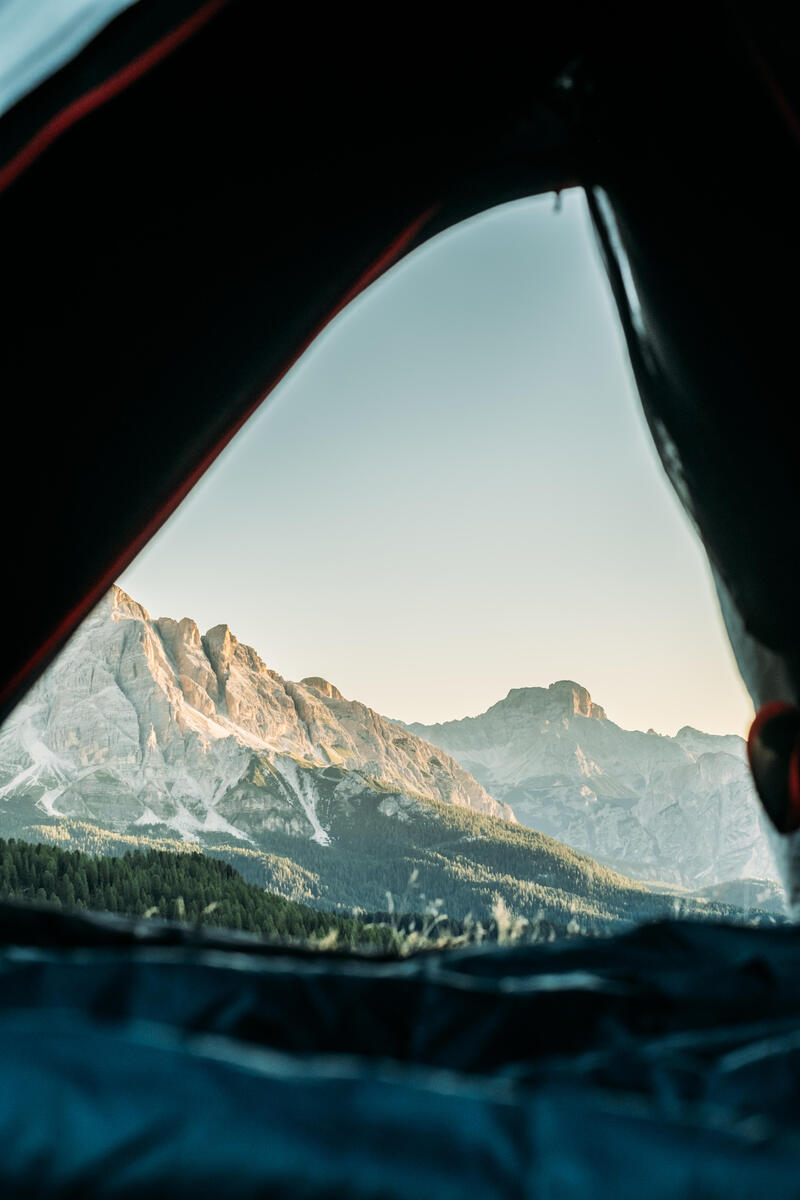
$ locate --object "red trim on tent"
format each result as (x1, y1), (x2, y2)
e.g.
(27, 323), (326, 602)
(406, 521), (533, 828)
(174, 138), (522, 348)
(0, 204), (439, 712)
(747, 700), (797, 761)
(788, 742), (800, 832)
(0, 0), (231, 196)
(748, 700), (800, 833)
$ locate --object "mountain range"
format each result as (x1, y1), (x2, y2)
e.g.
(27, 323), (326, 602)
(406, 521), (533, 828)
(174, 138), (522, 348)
(0, 586), (509, 846)
(0, 587), (782, 928)
(404, 682), (777, 890)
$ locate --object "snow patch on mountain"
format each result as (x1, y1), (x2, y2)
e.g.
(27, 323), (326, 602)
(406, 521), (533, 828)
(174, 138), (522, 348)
(273, 757), (330, 846)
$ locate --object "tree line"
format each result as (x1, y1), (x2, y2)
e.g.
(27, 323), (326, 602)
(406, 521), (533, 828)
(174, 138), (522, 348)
(0, 837), (393, 948)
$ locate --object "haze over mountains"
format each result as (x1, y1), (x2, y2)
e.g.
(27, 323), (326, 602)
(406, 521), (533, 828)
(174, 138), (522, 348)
(0, 587), (781, 927)
(405, 682), (777, 890)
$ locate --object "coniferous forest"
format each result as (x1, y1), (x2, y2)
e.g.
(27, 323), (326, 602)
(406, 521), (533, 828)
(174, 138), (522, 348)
(0, 837), (394, 949)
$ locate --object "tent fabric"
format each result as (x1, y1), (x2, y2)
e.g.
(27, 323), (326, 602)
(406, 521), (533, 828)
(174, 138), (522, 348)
(0, 0), (577, 722)
(583, 32), (800, 694)
(2, 3), (800, 1194)
(3, 902), (800, 1195)
(0, 0), (140, 122)
(2, 3), (799, 722)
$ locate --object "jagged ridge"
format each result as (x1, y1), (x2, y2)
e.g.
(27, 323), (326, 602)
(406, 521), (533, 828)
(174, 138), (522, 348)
(0, 587), (511, 849)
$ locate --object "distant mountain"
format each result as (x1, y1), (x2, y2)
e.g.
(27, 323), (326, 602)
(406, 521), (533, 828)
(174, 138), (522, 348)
(403, 681), (777, 890)
(690, 877), (786, 916)
(0, 587), (510, 849)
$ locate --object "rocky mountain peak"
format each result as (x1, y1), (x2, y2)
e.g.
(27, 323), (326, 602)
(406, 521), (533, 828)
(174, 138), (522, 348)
(548, 680), (607, 720)
(203, 623), (235, 680)
(107, 584), (151, 625)
(0, 587), (511, 849)
(674, 725), (747, 759)
(156, 615), (203, 650)
(408, 685), (773, 890)
(301, 677), (344, 702)
(502, 681), (606, 721)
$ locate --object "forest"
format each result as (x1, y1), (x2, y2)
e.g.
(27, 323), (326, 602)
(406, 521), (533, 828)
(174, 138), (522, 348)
(0, 837), (394, 949)
(17, 793), (784, 944)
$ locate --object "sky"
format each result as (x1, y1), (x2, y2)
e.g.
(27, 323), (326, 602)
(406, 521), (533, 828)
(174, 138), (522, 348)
(119, 189), (754, 738)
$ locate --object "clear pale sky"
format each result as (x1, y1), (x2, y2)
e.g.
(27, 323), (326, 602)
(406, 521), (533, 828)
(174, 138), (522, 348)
(119, 190), (754, 737)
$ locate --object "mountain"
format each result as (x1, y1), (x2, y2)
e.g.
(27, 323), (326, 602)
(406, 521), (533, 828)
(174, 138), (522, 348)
(0, 592), (780, 932)
(690, 877), (786, 916)
(0, 587), (511, 849)
(403, 681), (777, 890)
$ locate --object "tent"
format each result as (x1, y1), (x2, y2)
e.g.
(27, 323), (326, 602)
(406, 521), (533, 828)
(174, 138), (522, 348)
(1, 2), (800, 1193)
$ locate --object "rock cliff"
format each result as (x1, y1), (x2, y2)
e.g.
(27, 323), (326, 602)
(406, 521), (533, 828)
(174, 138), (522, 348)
(0, 587), (511, 847)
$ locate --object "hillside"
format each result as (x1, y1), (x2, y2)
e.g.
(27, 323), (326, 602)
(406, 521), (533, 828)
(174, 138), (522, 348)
(0, 836), (393, 948)
(19, 801), (782, 941)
